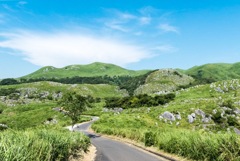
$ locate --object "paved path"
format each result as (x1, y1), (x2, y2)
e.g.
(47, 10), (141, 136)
(74, 118), (164, 161)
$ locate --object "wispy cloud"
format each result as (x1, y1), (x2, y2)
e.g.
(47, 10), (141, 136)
(2, 4), (16, 12)
(101, 8), (154, 33)
(101, 10), (136, 32)
(0, 14), (5, 24)
(152, 45), (178, 53)
(18, 1), (27, 5)
(158, 23), (179, 34)
(139, 6), (158, 16)
(17, 1), (27, 8)
(0, 30), (151, 67)
(104, 21), (129, 32)
(139, 17), (151, 25)
(0, 0), (18, 1)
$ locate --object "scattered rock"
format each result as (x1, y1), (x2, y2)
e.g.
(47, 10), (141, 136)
(202, 117), (211, 123)
(195, 109), (205, 118)
(44, 118), (58, 125)
(52, 107), (61, 111)
(234, 108), (240, 115)
(147, 108), (151, 113)
(175, 113), (181, 120)
(161, 111), (176, 121)
(159, 116), (163, 120)
(191, 113), (196, 119)
(212, 109), (217, 114)
(113, 108), (123, 113)
(234, 128), (240, 135)
(188, 115), (194, 123)
(0, 124), (8, 130)
(102, 108), (109, 112)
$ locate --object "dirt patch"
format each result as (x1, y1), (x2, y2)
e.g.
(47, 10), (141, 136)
(82, 145), (96, 161)
(69, 144), (96, 161)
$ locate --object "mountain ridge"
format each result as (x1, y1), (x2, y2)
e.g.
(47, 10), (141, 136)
(21, 62), (151, 79)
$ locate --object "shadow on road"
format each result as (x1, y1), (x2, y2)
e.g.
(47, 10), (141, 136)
(85, 132), (101, 139)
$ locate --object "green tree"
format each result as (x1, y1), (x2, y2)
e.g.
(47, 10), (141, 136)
(59, 92), (89, 129)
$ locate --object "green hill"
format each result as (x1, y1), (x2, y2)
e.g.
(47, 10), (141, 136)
(184, 62), (240, 83)
(134, 69), (194, 95)
(21, 62), (150, 79)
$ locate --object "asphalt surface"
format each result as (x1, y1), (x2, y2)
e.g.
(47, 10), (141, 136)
(74, 117), (163, 161)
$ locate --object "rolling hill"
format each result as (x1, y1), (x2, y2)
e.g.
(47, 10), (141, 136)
(21, 62), (151, 79)
(183, 62), (240, 83)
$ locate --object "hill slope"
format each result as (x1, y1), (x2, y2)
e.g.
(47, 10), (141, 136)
(21, 62), (150, 79)
(134, 69), (194, 95)
(184, 62), (240, 83)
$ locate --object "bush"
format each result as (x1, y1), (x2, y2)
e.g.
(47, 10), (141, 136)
(227, 116), (239, 127)
(144, 131), (155, 146)
(104, 93), (175, 109)
(212, 111), (226, 124)
(222, 99), (235, 109)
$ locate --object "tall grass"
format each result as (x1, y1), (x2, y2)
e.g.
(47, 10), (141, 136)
(0, 128), (90, 161)
(92, 120), (240, 161)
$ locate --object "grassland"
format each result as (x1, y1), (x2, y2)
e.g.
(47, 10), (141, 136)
(2, 62), (240, 160)
(21, 62), (150, 79)
(0, 81), (128, 98)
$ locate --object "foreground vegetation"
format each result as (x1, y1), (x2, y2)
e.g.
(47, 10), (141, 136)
(0, 127), (90, 161)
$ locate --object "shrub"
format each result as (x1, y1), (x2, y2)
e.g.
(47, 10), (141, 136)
(212, 111), (226, 124)
(144, 131), (155, 147)
(222, 99), (235, 109)
(227, 116), (239, 127)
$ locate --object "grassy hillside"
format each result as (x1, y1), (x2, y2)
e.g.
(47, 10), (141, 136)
(0, 81), (128, 100)
(92, 79), (240, 161)
(184, 62), (240, 83)
(21, 62), (150, 79)
(0, 81), (128, 129)
(134, 69), (194, 95)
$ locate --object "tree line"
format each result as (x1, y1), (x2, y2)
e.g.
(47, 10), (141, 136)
(104, 93), (175, 109)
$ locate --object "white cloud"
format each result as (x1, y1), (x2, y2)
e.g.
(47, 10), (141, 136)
(159, 23), (179, 34)
(0, 31), (151, 67)
(152, 45), (178, 53)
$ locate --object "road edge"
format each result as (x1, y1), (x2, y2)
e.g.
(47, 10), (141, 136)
(88, 127), (190, 161)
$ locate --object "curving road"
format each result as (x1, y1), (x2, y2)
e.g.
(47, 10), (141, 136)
(74, 117), (164, 161)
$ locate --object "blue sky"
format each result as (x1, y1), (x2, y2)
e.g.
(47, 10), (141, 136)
(0, 0), (240, 78)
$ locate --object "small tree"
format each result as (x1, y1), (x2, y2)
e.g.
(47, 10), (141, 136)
(59, 92), (89, 130)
